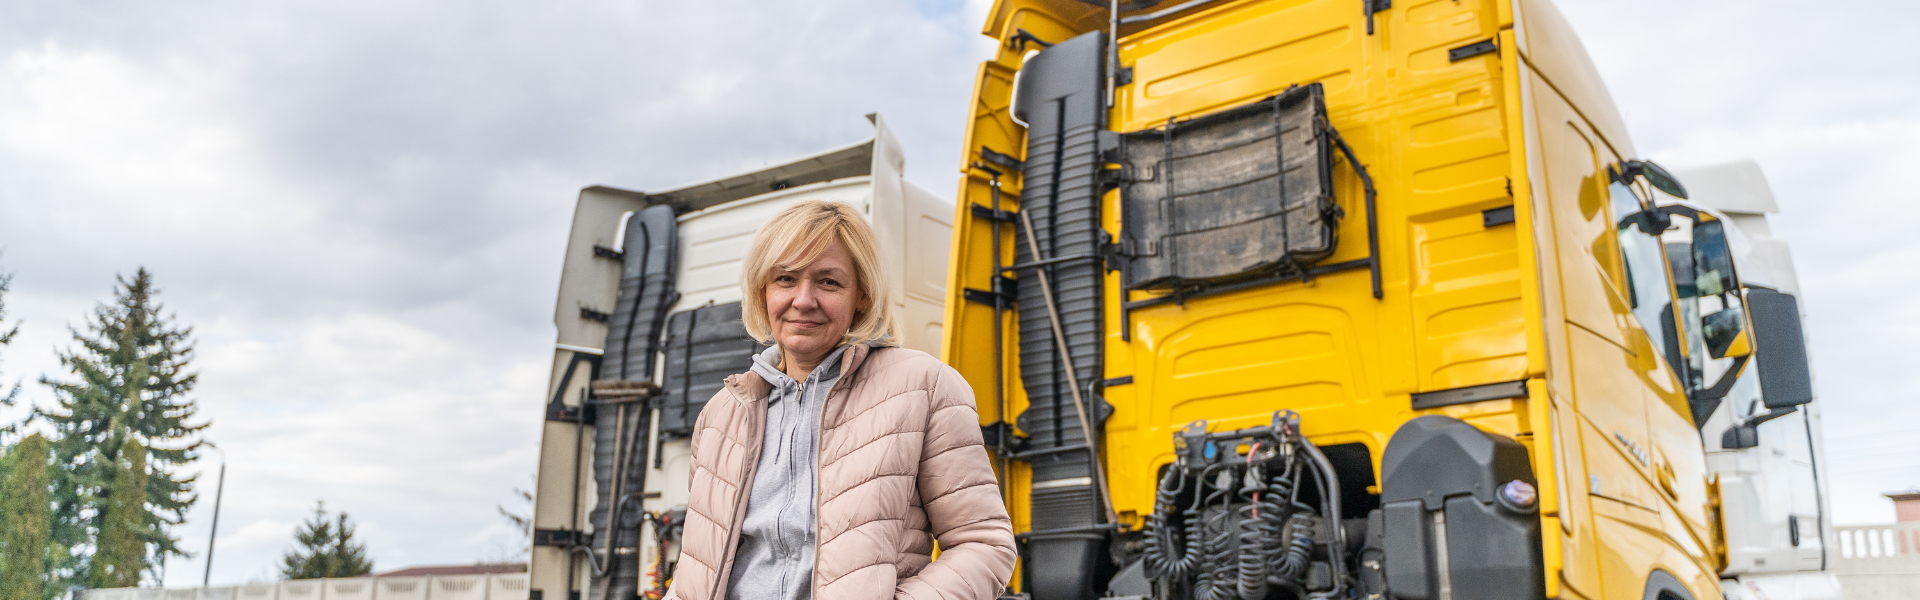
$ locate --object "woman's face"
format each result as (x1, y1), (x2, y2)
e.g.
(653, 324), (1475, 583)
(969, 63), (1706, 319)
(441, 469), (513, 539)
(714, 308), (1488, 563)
(765, 238), (862, 365)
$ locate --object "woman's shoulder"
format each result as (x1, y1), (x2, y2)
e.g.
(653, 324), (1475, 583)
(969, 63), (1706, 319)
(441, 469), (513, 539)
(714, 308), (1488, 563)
(690, 374), (764, 433)
(862, 346), (951, 375)
(865, 345), (936, 366)
(858, 346), (967, 395)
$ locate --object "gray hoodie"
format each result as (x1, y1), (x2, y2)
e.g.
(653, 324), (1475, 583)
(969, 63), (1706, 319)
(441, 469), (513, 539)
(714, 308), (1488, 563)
(724, 343), (851, 600)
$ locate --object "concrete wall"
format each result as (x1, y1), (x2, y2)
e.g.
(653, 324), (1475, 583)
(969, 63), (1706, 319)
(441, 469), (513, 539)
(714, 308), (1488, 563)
(83, 574), (530, 600)
(1835, 523), (1920, 599)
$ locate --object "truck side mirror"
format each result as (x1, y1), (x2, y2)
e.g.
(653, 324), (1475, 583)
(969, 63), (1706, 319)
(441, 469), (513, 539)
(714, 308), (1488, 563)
(1701, 306), (1751, 359)
(1619, 159), (1689, 199)
(1665, 210), (1752, 360)
(1721, 404), (1798, 450)
(1688, 218), (1740, 298)
(1721, 424), (1760, 449)
(1746, 287), (1815, 408)
(1661, 208), (1742, 301)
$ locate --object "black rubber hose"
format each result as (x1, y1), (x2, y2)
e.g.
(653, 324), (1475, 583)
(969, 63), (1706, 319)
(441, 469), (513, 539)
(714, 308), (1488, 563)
(1276, 516), (1314, 581)
(1262, 458), (1297, 587)
(1144, 467), (1195, 581)
(1182, 508), (1206, 589)
(1193, 464), (1238, 600)
(1299, 439), (1350, 600)
(1189, 464), (1222, 600)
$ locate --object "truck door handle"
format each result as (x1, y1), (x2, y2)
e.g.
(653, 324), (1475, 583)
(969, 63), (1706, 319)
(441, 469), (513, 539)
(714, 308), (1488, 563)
(1656, 460), (1678, 500)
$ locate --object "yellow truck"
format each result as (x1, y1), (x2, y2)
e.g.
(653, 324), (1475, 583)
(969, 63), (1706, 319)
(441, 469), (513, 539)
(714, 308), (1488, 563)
(939, 1), (1822, 600)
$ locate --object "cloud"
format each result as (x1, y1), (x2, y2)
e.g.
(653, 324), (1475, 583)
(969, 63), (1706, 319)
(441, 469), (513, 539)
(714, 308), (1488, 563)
(0, 0), (992, 585)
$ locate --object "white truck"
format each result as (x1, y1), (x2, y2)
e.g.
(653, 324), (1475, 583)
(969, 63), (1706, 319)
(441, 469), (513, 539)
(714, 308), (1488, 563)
(524, 115), (954, 600)
(1677, 160), (1842, 600)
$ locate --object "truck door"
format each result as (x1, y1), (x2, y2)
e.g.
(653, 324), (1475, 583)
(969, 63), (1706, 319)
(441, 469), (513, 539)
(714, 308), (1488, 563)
(1535, 85), (1657, 599)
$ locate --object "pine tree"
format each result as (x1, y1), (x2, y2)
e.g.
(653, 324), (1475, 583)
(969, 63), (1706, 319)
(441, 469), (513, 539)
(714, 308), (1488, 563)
(0, 434), (54, 600)
(280, 503), (373, 580)
(89, 440), (146, 589)
(0, 266), (21, 424)
(0, 263), (51, 600)
(39, 269), (206, 585)
(327, 511), (373, 578)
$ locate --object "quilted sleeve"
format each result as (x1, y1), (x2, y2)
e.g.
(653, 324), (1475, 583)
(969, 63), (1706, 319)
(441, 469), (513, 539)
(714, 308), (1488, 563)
(893, 363), (1017, 600)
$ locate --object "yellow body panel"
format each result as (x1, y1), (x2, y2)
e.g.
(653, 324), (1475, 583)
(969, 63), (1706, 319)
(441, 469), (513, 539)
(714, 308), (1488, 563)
(942, 0), (1724, 597)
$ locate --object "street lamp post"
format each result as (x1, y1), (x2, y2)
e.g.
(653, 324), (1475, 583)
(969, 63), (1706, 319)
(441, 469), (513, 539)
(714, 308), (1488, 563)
(202, 443), (227, 587)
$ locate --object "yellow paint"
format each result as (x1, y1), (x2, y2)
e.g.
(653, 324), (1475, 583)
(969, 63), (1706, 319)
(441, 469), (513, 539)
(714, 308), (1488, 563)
(945, 1), (1727, 598)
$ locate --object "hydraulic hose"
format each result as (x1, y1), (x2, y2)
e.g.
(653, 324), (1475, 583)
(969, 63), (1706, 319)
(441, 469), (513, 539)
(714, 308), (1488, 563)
(1261, 459), (1297, 587)
(1192, 464), (1238, 600)
(1234, 485), (1268, 600)
(1236, 448), (1279, 600)
(1299, 439), (1350, 600)
(1276, 517), (1314, 581)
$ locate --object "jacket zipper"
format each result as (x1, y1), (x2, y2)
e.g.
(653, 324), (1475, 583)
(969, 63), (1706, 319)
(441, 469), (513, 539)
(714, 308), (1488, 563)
(711, 346), (873, 600)
(813, 345), (872, 600)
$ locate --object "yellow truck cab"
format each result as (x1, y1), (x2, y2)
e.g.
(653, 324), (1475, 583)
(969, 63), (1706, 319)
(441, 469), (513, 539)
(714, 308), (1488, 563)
(940, 1), (1819, 600)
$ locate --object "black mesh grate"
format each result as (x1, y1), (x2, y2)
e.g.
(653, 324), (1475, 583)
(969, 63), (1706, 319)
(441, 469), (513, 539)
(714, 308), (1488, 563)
(1118, 84), (1338, 290)
(657, 302), (763, 438)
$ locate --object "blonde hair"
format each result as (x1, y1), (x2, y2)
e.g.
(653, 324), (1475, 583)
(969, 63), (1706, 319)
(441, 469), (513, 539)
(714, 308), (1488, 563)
(740, 200), (898, 346)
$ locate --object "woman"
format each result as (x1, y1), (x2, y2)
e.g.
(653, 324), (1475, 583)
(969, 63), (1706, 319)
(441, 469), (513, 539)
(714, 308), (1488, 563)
(663, 200), (1016, 600)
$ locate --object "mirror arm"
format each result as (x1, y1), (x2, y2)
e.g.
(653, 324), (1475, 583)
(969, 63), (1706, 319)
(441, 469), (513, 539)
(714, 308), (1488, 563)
(1720, 404), (1798, 450)
(1741, 406), (1798, 429)
(1694, 354), (1749, 403)
(1657, 204), (1700, 220)
(1687, 354), (1750, 429)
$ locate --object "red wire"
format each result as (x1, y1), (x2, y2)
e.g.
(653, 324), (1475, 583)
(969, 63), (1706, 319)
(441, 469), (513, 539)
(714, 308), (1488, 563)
(1247, 441), (1264, 517)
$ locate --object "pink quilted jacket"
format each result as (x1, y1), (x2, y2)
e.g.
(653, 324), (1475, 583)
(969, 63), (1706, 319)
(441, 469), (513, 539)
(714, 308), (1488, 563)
(662, 345), (1017, 600)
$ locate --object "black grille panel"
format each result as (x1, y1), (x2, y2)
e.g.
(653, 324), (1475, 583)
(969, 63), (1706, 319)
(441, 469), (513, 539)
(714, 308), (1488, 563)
(657, 302), (762, 437)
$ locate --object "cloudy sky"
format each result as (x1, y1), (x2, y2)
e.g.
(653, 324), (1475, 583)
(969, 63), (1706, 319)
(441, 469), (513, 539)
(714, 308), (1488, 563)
(0, 0), (1912, 587)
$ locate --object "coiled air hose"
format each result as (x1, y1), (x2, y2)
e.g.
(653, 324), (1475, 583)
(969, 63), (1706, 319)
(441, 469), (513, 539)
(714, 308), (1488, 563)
(1262, 458), (1299, 587)
(1143, 467), (1196, 581)
(1235, 445), (1281, 600)
(1276, 516), (1314, 581)
(1192, 464), (1239, 600)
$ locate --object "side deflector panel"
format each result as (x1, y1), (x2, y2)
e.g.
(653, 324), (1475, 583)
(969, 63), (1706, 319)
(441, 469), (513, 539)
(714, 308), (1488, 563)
(1011, 30), (1108, 600)
(1118, 84), (1339, 289)
(658, 301), (762, 437)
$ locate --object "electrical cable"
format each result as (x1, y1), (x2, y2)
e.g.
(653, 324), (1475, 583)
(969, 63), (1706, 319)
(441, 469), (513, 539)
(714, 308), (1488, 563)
(1236, 444), (1275, 600)
(1192, 463), (1238, 600)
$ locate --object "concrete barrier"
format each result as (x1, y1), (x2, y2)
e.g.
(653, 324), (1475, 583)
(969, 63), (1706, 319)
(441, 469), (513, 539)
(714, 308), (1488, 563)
(84, 574), (529, 600)
(1836, 523), (1920, 599)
